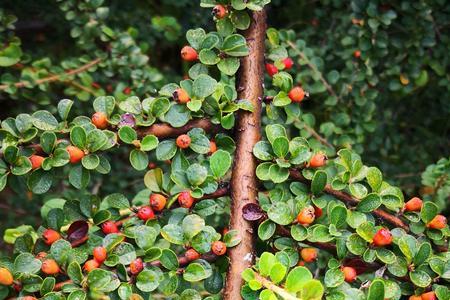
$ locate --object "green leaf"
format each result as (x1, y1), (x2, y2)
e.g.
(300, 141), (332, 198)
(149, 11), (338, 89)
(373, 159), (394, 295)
(375, 248), (396, 264)
(346, 233), (367, 255)
(69, 164), (90, 189)
(156, 140), (177, 161)
(0, 43), (22, 66)
(272, 136), (289, 158)
(161, 224), (185, 245)
(11, 156), (32, 176)
(324, 268), (345, 287)
(258, 220), (276, 241)
(182, 214), (205, 239)
(311, 170), (327, 195)
(253, 141), (274, 161)
(269, 263), (287, 284)
(414, 242), (431, 266)
(199, 49), (220, 65)
(67, 261), (83, 285)
(183, 262), (212, 282)
(129, 149), (148, 171)
(136, 269), (161, 292)
(223, 229), (241, 247)
(119, 96), (142, 114)
(259, 252), (276, 277)
(217, 58), (240, 75)
(210, 150), (232, 178)
(267, 202), (293, 225)
(221, 34), (249, 56)
(421, 201), (438, 224)
(40, 132), (56, 154)
(118, 126), (137, 144)
(14, 253), (42, 274)
(193, 74), (217, 98)
(70, 126), (87, 149)
(410, 270), (432, 288)
(186, 28), (206, 49)
(357, 193), (382, 212)
(140, 135), (158, 151)
(57, 99), (74, 120)
(81, 154), (100, 170)
(160, 249), (179, 271)
(32, 110), (59, 130)
(28, 169), (53, 194)
(186, 163), (208, 186)
(285, 266), (313, 292)
(367, 279), (385, 300)
(86, 129), (108, 152)
(268, 164), (289, 183)
(94, 96), (116, 116)
(367, 167), (382, 191)
(299, 279), (324, 300)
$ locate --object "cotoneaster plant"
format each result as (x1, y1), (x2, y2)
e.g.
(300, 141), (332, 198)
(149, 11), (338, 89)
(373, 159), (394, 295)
(0, 1), (449, 300)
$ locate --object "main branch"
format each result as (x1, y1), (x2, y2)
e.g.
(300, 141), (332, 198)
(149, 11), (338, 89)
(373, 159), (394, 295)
(223, 10), (267, 300)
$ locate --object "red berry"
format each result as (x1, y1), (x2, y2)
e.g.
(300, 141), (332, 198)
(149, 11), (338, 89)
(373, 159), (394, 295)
(0, 268), (13, 285)
(83, 259), (100, 273)
(283, 57), (294, 69)
(130, 258), (144, 275)
(176, 134), (191, 149)
(208, 141), (217, 154)
(93, 246), (107, 264)
(300, 248), (317, 263)
(341, 266), (357, 282)
(309, 153), (327, 168)
(29, 155), (45, 170)
(150, 194), (167, 212)
(173, 88), (190, 104)
(314, 206), (323, 218)
(212, 4), (228, 19)
(181, 46), (198, 62)
(427, 215), (447, 229)
(91, 112), (108, 129)
(66, 145), (85, 164)
(211, 241), (227, 256)
(372, 228), (393, 247)
(353, 50), (361, 58)
(137, 206), (155, 221)
(421, 292), (436, 300)
(297, 206), (315, 225)
(409, 296), (422, 300)
(42, 229), (61, 246)
(123, 87), (131, 95)
(101, 221), (119, 234)
(91, 82), (101, 89)
(265, 63), (278, 77)
(148, 162), (157, 169)
(41, 259), (60, 275)
(178, 191), (194, 209)
(288, 86), (305, 102)
(404, 197), (423, 212)
(185, 249), (201, 262)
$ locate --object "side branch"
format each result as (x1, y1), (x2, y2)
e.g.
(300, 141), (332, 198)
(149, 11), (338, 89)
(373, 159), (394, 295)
(0, 58), (102, 90)
(137, 118), (220, 139)
(289, 169), (409, 231)
(223, 9), (267, 300)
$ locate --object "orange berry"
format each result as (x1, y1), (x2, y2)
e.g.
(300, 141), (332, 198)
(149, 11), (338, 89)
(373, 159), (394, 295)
(101, 221), (119, 234)
(404, 197), (423, 212)
(176, 134), (191, 149)
(427, 215), (447, 229)
(42, 229), (61, 246)
(341, 266), (357, 282)
(178, 191), (194, 209)
(0, 268), (13, 285)
(41, 259), (60, 275)
(29, 155), (45, 170)
(66, 145), (85, 164)
(21, 297), (37, 300)
(309, 153), (327, 168)
(283, 57), (294, 69)
(130, 258), (144, 275)
(211, 241), (227, 256)
(174, 88), (190, 104)
(181, 46), (198, 62)
(353, 50), (361, 58)
(212, 4), (228, 19)
(137, 206), (155, 221)
(372, 228), (393, 247)
(83, 259), (100, 273)
(421, 292), (436, 300)
(297, 206), (315, 225)
(297, 260), (305, 266)
(265, 63), (278, 77)
(91, 112), (108, 129)
(149, 194), (167, 212)
(185, 249), (201, 262)
(300, 248), (317, 263)
(93, 246), (107, 264)
(209, 141), (217, 154)
(409, 296), (422, 300)
(288, 86), (305, 102)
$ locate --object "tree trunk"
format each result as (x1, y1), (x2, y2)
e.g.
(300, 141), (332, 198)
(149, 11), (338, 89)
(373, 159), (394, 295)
(223, 9), (267, 300)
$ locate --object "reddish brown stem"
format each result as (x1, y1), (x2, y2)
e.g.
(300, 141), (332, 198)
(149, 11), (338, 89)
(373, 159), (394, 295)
(54, 279), (73, 291)
(148, 252), (218, 268)
(223, 9), (266, 300)
(289, 169), (409, 231)
(136, 118), (220, 139)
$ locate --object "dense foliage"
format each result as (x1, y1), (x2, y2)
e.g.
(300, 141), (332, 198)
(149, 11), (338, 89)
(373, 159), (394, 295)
(0, 0), (448, 299)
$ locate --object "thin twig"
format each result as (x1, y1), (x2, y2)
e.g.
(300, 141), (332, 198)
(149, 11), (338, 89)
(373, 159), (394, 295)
(0, 58), (102, 90)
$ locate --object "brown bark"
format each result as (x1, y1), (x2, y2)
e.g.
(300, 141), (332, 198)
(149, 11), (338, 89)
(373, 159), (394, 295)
(223, 10), (267, 300)
(289, 169), (409, 231)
